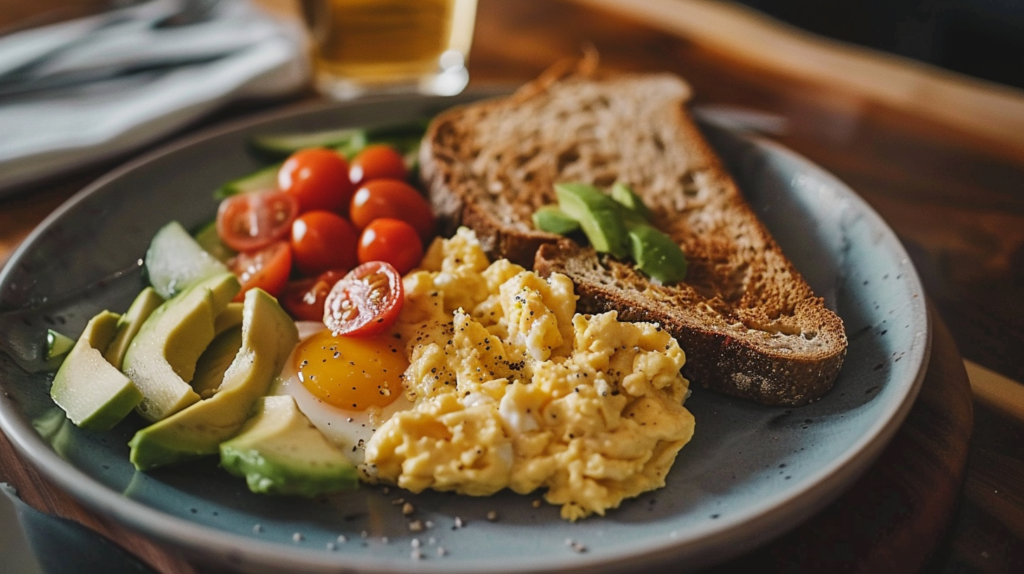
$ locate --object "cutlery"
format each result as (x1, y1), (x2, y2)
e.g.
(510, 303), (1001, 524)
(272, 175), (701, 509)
(0, 49), (240, 102)
(0, 0), (221, 86)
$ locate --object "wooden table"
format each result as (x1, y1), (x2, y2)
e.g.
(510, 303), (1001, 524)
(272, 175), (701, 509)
(2, 0), (1023, 572)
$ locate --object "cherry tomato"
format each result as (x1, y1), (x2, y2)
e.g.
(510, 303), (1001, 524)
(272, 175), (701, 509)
(357, 218), (423, 275)
(349, 179), (435, 242)
(323, 261), (404, 337)
(290, 211), (358, 277)
(216, 191), (298, 252)
(278, 148), (355, 213)
(228, 241), (292, 302)
(282, 269), (347, 322)
(349, 144), (408, 186)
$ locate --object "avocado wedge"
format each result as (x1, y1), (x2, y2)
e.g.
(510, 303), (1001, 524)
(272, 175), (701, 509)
(122, 273), (240, 423)
(103, 287), (163, 370)
(129, 288), (298, 471)
(554, 182), (630, 259)
(51, 312), (143, 431)
(221, 395), (358, 497)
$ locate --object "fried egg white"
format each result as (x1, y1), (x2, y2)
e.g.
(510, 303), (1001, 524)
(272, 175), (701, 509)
(273, 321), (414, 465)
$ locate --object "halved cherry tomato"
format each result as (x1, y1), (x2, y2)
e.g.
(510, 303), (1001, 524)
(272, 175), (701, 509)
(228, 241), (292, 301)
(358, 218), (423, 275)
(282, 269), (347, 322)
(349, 144), (408, 187)
(278, 148), (355, 213)
(349, 179), (435, 242)
(216, 191), (298, 252)
(323, 261), (404, 337)
(290, 211), (358, 277)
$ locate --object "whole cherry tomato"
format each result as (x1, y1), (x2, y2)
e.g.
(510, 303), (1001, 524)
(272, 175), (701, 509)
(278, 148), (354, 213)
(323, 261), (404, 337)
(357, 218), (423, 275)
(290, 211), (358, 277)
(216, 191), (298, 252)
(349, 144), (408, 187)
(349, 179), (435, 242)
(281, 269), (347, 322)
(228, 241), (292, 301)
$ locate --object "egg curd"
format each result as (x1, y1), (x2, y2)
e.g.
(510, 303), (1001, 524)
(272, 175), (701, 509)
(360, 228), (695, 521)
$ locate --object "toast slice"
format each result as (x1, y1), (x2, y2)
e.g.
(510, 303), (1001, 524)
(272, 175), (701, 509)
(419, 62), (847, 406)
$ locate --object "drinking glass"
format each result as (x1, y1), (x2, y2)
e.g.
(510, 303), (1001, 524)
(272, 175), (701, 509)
(300, 0), (478, 99)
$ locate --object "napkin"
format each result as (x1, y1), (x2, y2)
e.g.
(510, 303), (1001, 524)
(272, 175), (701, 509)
(0, 0), (310, 195)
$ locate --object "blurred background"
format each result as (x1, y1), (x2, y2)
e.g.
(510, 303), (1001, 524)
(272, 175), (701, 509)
(5, 0), (1023, 90)
(734, 0), (1024, 90)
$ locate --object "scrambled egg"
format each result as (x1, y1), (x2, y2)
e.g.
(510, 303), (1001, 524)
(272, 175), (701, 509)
(361, 228), (695, 520)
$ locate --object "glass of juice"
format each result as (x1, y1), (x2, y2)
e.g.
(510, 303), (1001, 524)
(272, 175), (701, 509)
(300, 0), (478, 99)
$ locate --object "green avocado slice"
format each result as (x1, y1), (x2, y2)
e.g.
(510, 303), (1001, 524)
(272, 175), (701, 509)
(220, 395), (358, 497)
(532, 206), (581, 235)
(122, 273), (240, 423)
(45, 330), (75, 363)
(555, 182), (630, 259)
(191, 327), (243, 400)
(610, 182), (653, 222)
(104, 287), (164, 370)
(51, 312), (143, 431)
(128, 288), (298, 471)
(626, 222), (689, 284)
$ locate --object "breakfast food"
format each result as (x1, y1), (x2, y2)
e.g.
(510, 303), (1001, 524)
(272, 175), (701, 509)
(43, 60), (853, 521)
(420, 60), (847, 405)
(357, 229), (694, 520)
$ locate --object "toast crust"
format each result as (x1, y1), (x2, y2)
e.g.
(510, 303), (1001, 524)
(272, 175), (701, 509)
(419, 63), (847, 406)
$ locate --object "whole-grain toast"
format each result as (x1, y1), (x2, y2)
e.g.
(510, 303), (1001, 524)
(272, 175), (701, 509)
(419, 61), (847, 406)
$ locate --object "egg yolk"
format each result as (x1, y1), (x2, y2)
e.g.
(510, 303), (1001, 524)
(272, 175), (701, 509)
(294, 330), (408, 410)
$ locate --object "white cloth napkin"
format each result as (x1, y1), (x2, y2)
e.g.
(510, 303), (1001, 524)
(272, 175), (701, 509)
(0, 0), (310, 194)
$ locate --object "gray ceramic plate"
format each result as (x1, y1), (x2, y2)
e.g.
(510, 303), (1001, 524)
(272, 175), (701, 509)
(0, 90), (929, 573)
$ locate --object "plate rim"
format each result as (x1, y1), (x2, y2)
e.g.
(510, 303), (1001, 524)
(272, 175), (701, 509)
(0, 90), (931, 574)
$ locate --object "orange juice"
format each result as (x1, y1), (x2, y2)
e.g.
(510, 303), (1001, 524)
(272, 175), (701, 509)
(305, 0), (477, 95)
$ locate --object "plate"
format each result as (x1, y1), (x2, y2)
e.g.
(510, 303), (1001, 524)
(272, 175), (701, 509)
(0, 90), (929, 573)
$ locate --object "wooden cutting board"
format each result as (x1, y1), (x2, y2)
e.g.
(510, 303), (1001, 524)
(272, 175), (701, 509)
(0, 310), (971, 573)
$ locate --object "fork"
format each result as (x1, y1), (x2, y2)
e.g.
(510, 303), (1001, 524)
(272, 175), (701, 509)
(0, 0), (220, 86)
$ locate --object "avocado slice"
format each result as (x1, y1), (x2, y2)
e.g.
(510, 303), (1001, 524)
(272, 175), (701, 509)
(626, 222), (689, 284)
(146, 221), (229, 300)
(103, 287), (164, 370)
(213, 302), (244, 336)
(220, 395), (358, 497)
(128, 288), (298, 470)
(611, 182), (653, 222)
(554, 183), (630, 259)
(45, 329), (75, 364)
(532, 206), (580, 235)
(122, 273), (240, 423)
(191, 327), (243, 400)
(51, 311), (143, 431)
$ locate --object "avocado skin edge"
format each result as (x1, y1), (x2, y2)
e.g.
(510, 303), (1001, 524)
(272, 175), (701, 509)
(220, 445), (358, 497)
